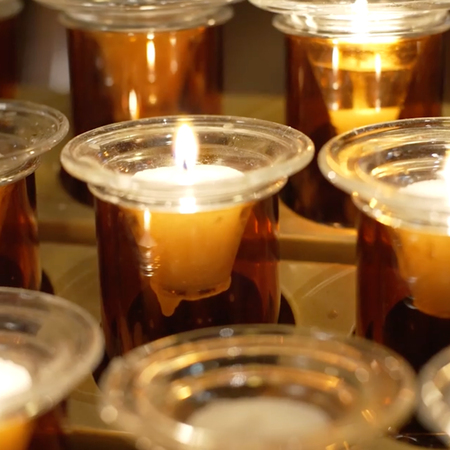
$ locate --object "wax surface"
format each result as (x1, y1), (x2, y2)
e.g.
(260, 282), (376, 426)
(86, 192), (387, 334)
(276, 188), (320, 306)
(329, 107), (400, 135)
(400, 180), (445, 198)
(0, 358), (33, 450)
(0, 358), (31, 398)
(127, 165), (249, 316)
(392, 180), (450, 317)
(133, 165), (243, 185)
(188, 397), (329, 439)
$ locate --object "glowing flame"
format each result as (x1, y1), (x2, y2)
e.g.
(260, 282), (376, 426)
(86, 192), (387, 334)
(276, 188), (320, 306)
(346, 0), (397, 44)
(374, 53), (382, 78)
(128, 90), (139, 120)
(332, 44), (339, 74)
(174, 123), (198, 172)
(350, 0), (369, 36)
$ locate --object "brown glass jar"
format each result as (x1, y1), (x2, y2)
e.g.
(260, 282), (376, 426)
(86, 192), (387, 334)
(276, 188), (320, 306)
(60, 115), (313, 359)
(0, 100), (67, 291)
(320, 117), (450, 446)
(34, 0), (232, 204)
(272, 11), (450, 226)
(0, 0), (21, 99)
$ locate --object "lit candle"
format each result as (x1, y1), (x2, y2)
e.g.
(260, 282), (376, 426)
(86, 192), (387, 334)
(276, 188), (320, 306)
(124, 124), (251, 316)
(0, 358), (34, 450)
(392, 178), (450, 318)
(329, 107), (401, 135)
(311, 0), (416, 135)
(188, 397), (330, 439)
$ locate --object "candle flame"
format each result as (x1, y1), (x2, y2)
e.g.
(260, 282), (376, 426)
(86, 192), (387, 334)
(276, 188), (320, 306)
(174, 123), (198, 172)
(346, 0), (398, 44)
(350, 0), (369, 36)
(374, 54), (382, 79)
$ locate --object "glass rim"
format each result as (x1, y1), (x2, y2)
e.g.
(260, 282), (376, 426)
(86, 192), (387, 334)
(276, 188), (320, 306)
(418, 346), (450, 441)
(35, 0), (238, 13)
(0, 99), (69, 160)
(60, 5), (233, 32)
(60, 115), (314, 209)
(0, 0), (22, 19)
(318, 117), (450, 218)
(249, 0), (450, 16)
(99, 324), (416, 450)
(273, 10), (450, 38)
(0, 287), (104, 422)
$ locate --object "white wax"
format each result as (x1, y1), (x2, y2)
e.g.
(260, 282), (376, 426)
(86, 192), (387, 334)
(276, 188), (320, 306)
(188, 397), (329, 439)
(390, 178), (450, 317)
(133, 165), (243, 184)
(127, 164), (249, 316)
(399, 180), (446, 198)
(0, 358), (31, 400)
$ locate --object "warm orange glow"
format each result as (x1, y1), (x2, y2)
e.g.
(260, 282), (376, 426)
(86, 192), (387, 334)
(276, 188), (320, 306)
(128, 89), (139, 120)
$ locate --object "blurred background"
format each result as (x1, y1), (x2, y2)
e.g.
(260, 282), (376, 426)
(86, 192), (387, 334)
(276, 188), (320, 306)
(18, 1), (285, 95)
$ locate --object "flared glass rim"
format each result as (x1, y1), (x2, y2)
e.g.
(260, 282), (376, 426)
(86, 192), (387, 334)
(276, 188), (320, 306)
(418, 346), (450, 441)
(273, 10), (450, 38)
(36, 0), (238, 13)
(60, 115), (314, 209)
(0, 287), (104, 422)
(0, 99), (69, 160)
(99, 324), (416, 450)
(318, 117), (450, 220)
(250, 0), (450, 17)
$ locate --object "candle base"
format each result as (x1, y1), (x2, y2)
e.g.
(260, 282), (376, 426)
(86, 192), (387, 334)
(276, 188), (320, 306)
(393, 228), (450, 318)
(0, 419), (33, 450)
(152, 277), (232, 317)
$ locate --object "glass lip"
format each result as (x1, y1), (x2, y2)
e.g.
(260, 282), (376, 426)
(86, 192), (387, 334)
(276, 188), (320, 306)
(0, 0), (22, 19)
(0, 287), (104, 422)
(0, 99), (69, 160)
(60, 5), (233, 32)
(418, 346), (450, 441)
(318, 117), (450, 218)
(60, 115), (314, 208)
(36, 0), (238, 13)
(99, 324), (416, 450)
(273, 10), (450, 38)
(250, 0), (450, 16)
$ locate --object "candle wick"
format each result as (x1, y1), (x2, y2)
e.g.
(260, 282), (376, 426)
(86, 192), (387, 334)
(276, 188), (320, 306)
(182, 159), (188, 171)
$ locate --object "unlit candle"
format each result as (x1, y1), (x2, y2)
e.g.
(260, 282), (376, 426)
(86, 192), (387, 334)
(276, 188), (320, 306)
(188, 397), (329, 440)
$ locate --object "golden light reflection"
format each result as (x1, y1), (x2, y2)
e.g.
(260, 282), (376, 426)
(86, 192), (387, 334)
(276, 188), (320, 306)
(128, 89), (139, 120)
(146, 34), (156, 84)
(443, 150), (450, 230)
(374, 53), (382, 111)
(361, 409), (375, 423)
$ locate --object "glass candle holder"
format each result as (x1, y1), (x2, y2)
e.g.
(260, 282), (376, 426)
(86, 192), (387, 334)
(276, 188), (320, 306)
(34, 0), (234, 205)
(418, 345), (450, 445)
(0, 0), (21, 98)
(0, 287), (103, 450)
(99, 324), (416, 450)
(0, 100), (68, 291)
(250, 0), (450, 226)
(319, 117), (450, 372)
(60, 115), (313, 359)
